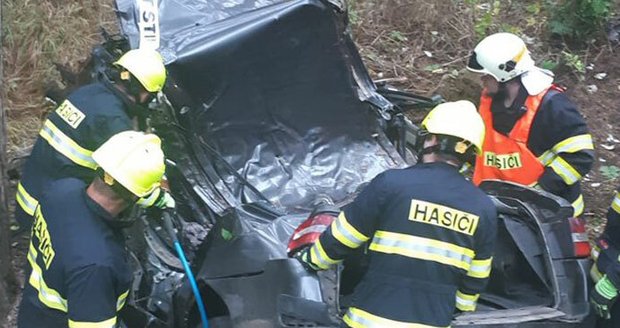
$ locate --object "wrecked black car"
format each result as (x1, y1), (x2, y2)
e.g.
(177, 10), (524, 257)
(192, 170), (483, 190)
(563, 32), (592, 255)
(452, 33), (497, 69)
(96, 0), (596, 327)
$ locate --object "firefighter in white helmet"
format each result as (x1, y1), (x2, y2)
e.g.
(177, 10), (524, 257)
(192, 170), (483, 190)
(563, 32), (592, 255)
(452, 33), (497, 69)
(467, 32), (594, 217)
(18, 131), (166, 328)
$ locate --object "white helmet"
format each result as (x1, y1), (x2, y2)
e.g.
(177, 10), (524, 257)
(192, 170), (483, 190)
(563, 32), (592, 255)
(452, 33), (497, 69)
(467, 33), (535, 82)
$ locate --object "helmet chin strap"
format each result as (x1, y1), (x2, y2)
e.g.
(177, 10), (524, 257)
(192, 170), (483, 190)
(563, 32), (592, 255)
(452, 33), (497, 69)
(415, 132), (474, 166)
(417, 144), (441, 160)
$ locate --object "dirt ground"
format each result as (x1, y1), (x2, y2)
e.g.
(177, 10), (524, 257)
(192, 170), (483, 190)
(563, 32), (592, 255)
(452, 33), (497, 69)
(2, 0), (619, 327)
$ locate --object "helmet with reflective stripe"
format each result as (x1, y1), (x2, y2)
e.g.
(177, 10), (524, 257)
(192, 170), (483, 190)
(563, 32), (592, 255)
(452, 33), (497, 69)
(114, 49), (167, 93)
(92, 131), (165, 197)
(467, 32), (535, 82)
(421, 100), (485, 155)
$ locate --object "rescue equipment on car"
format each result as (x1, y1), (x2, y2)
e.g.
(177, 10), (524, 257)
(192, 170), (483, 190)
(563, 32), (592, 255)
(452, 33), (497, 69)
(287, 205), (339, 256)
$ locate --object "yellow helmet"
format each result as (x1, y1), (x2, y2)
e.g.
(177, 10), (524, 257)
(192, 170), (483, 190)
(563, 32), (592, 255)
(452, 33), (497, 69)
(92, 131), (165, 197)
(114, 49), (167, 93)
(421, 100), (485, 155)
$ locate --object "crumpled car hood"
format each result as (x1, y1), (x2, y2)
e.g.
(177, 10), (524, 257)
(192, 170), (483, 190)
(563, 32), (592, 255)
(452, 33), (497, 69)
(118, 0), (405, 212)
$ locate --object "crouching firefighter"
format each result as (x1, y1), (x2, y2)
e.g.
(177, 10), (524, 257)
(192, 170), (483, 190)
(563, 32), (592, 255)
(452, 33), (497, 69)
(590, 186), (620, 327)
(17, 131), (167, 328)
(295, 101), (498, 327)
(14, 48), (174, 234)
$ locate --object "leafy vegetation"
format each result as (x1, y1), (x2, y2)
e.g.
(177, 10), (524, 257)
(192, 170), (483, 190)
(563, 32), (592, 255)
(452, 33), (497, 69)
(600, 165), (620, 181)
(547, 0), (613, 41)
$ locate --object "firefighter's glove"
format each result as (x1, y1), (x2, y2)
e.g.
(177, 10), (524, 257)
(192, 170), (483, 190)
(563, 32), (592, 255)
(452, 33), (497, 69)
(137, 189), (176, 209)
(590, 275), (619, 319)
(154, 191), (176, 209)
(294, 247), (321, 272)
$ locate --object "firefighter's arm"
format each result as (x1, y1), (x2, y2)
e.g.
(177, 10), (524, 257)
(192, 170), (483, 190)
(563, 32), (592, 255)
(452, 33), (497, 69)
(66, 264), (126, 328)
(303, 173), (389, 270)
(456, 206), (498, 312)
(590, 189), (620, 318)
(533, 94), (594, 193)
(603, 188), (620, 237)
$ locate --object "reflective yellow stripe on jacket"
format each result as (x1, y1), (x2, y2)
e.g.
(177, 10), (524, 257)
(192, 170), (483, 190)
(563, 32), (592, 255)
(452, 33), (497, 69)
(68, 317), (116, 328)
(16, 182), (38, 216)
(547, 156), (582, 185)
(467, 258), (492, 279)
(455, 290), (479, 312)
(309, 239), (340, 270)
(343, 307), (448, 328)
(331, 212), (370, 248)
(612, 192), (620, 215)
(538, 134), (594, 166)
(39, 119), (97, 170)
(27, 243), (68, 312)
(572, 195), (585, 217)
(28, 241), (129, 317)
(369, 231), (474, 271)
(538, 134), (593, 185)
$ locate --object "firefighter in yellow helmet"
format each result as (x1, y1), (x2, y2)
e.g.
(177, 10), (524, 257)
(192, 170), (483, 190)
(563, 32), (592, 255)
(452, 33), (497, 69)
(17, 131), (166, 328)
(466, 32), (594, 217)
(296, 101), (498, 327)
(14, 49), (172, 234)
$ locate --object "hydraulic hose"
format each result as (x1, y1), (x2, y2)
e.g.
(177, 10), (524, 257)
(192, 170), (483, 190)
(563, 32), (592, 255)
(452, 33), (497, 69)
(163, 211), (209, 328)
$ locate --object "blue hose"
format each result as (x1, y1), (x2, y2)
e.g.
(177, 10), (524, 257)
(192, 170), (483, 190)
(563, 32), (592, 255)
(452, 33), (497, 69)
(173, 241), (209, 328)
(164, 212), (209, 328)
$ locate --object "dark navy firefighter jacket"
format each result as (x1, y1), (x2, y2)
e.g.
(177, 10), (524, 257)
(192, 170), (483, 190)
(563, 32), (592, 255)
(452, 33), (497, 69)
(15, 83), (133, 227)
(593, 186), (620, 288)
(17, 178), (131, 328)
(307, 162), (498, 327)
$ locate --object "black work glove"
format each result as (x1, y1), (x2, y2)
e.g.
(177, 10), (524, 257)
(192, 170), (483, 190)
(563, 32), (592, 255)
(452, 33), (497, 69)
(590, 275), (619, 319)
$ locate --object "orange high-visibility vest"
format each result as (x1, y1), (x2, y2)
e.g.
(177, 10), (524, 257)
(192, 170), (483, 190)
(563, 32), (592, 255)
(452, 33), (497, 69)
(473, 88), (550, 186)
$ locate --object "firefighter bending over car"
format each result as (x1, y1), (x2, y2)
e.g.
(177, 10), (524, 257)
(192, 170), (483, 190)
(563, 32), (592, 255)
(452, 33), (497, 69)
(14, 48), (174, 234)
(17, 131), (168, 328)
(466, 32), (594, 217)
(591, 186), (620, 327)
(296, 101), (498, 327)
